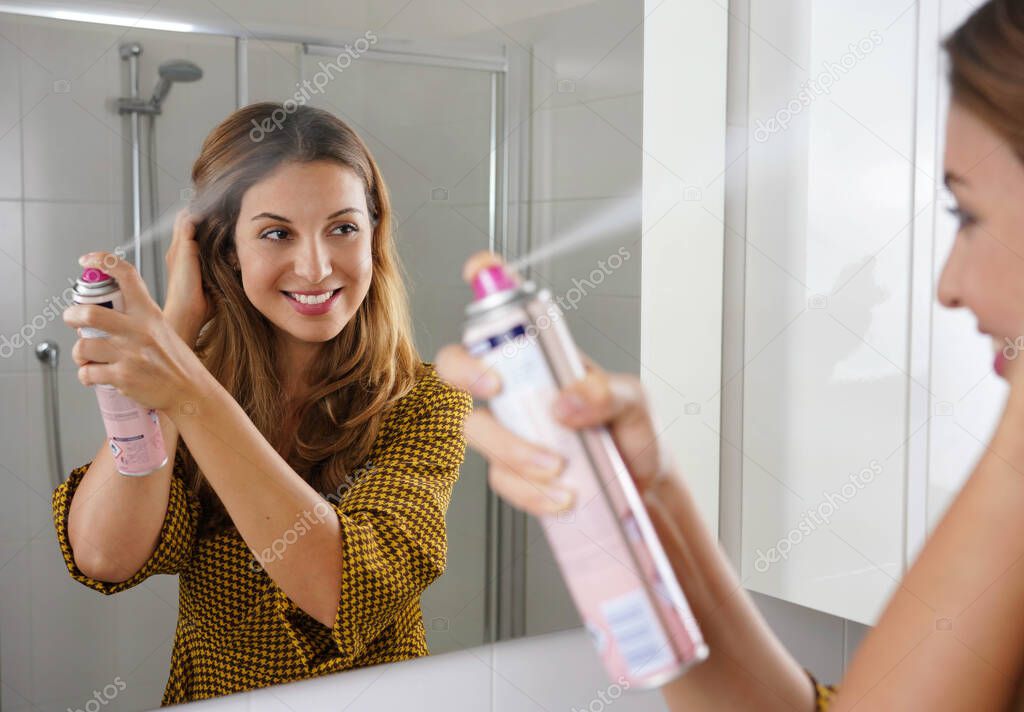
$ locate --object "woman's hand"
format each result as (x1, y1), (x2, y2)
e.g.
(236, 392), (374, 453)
(434, 252), (673, 516)
(65, 251), (207, 413)
(163, 208), (212, 346)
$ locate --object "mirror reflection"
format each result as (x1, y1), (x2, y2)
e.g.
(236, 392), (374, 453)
(13, 1), (1020, 711)
(1, 1), (641, 709)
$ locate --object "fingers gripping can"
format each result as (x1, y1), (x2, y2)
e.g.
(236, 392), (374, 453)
(73, 267), (168, 477)
(462, 265), (708, 689)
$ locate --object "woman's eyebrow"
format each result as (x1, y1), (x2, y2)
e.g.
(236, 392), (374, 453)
(250, 208), (364, 223)
(325, 207), (364, 219)
(944, 171), (968, 188)
(251, 212), (290, 222)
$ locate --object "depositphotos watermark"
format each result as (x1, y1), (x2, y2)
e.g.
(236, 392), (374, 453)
(572, 676), (631, 712)
(67, 676), (126, 712)
(497, 246), (632, 360)
(249, 30), (378, 143)
(753, 30), (883, 143)
(0, 247), (127, 359)
(248, 463), (374, 571)
(752, 459), (883, 573)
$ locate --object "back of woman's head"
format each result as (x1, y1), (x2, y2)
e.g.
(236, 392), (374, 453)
(944, 0), (1024, 159)
(182, 102), (422, 532)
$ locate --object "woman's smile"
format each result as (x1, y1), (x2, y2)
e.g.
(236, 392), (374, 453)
(281, 287), (344, 315)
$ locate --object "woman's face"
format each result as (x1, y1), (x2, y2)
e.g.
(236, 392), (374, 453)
(938, 101), (1024, 377)
(232, 160), (374, 360)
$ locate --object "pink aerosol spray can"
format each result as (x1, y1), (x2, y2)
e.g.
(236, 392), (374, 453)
(73, 267), (168, 477)
(462, 264), (708, 689)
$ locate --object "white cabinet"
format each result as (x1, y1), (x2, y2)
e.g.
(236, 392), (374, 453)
(722, 0), (1002, 625)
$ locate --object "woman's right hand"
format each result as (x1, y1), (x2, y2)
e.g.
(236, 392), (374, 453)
(435, 253), (674, 517)
(162, 208), (212, 345)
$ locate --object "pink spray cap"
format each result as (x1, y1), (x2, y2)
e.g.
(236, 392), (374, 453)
(80, 267), (111, 283)
(471, 265), (518, 300)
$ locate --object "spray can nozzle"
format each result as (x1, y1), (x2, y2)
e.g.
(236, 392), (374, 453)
(80, 267), (111, 284)
(471, 265), (518, 300)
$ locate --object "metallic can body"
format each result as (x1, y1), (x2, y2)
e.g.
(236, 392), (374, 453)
(463, 281), (708, 689)
(73, 274), (168, 477)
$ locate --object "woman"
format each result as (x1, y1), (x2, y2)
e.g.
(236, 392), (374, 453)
(52, 103), (472, 706)
(436, 1), (1024, 709)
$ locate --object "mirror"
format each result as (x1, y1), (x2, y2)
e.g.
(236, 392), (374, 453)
(0, 1), (644, 709)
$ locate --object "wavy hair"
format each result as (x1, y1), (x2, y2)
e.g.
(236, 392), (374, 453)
(944, 0), (1024, 160)
(180, 102), (422, 533)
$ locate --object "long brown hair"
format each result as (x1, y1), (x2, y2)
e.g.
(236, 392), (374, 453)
(944, 0), (1024, 159)
(181, 102), (422, 533)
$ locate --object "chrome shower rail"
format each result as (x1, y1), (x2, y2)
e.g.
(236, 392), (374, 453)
(34, 341), (65, 489)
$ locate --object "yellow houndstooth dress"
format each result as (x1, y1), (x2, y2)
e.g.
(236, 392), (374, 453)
(51, 366), (472, 706)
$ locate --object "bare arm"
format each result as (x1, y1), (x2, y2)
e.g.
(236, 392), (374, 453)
(67, 412), (181, 581)
(648, 473), (816, 711)
(832, 379), (1024, 710)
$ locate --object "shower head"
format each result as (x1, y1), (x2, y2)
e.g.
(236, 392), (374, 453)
(150, 60), (203, 106)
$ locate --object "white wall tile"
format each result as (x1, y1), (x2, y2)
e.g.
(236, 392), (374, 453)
(112, 576), (181, 711)
(246, 40), (301, 104)
(530, 102), (640, 203)
(0, 15), (23, 201)
(17, 15), (123, 203)
(22, 200), (124, 376)
(28, 535), (118, 712)
(526, 195), (640, 300)
(0, 200), (27, 375)
(0, 542), (33, 712)
(0, 373), (36, 544)
(558, 293), (640, 376)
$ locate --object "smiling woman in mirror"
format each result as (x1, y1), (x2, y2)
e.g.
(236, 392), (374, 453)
(55, 102), (472, 706)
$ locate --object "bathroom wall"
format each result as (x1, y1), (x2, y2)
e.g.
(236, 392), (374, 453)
(0, 13), (238, 711)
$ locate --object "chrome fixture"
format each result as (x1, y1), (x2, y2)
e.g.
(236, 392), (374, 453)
(116, 45), (203, 305)
(35, 341), (65, 489)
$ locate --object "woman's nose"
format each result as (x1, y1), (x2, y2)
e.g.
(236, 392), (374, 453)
(293, 236), (332, 285)
(937, 240), (964, 309)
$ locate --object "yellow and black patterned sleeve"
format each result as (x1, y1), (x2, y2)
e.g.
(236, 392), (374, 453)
(806, 669), (838, 711)
(51, 454), (202, 595)
(271, 367), (472, 669)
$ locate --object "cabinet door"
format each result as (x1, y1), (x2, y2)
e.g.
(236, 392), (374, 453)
(738, 1), (918, 625)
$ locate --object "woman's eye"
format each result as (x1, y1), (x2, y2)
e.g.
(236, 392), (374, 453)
(331, 223), (358, 236)
(946, 205), (976, 230)
(259, 228), (289, 241)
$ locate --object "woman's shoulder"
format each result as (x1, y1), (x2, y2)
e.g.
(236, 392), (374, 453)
(385, 362), (472, 425)
(404, 362), (472, 412)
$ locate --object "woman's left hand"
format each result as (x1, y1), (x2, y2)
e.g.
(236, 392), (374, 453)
(64, 251), (208, 413)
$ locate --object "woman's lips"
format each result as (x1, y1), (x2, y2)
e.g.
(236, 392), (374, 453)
(995, 349), (1008, 377)
(281, 288), (342, 316)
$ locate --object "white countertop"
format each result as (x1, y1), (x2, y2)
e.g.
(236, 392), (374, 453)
(171, 626), (671, 711)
